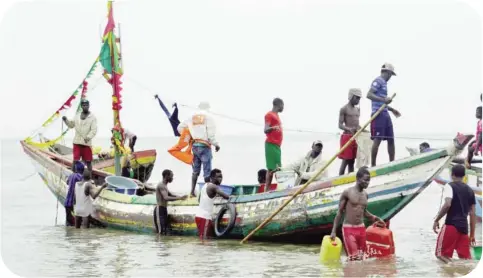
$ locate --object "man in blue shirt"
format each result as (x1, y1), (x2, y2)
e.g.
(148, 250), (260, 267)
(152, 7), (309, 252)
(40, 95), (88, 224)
(366, 63), (401, 166)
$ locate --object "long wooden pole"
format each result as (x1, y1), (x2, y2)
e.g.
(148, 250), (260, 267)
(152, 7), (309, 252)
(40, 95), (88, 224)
(240, 93), (397, 244)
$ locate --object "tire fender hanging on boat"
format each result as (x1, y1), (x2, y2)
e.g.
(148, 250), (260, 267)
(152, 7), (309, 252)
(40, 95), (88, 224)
(214, 203), (237, 237)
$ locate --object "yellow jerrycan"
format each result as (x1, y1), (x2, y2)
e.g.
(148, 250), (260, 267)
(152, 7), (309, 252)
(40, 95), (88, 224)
(320, 235), (342, 263)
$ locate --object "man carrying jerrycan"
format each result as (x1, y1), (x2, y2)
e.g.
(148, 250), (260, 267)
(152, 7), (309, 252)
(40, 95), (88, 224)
(330, 166), (385, 261)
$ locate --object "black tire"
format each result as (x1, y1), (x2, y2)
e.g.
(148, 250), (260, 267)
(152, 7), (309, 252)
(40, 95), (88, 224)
(214, 203), (237, 237)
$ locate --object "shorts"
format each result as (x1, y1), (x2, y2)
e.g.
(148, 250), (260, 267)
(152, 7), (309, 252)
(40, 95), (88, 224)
(342, 223), (367, 260)
(195, 216), (213, 241)
(338, 133), (358, 160)
(154, 206), (169, 235)
(73, 144), (93, 162)
(435, 224), (471, 259)
(192, 145), (212, 178)
(370, 111), (394, 141)
(265, 142), (282, 171)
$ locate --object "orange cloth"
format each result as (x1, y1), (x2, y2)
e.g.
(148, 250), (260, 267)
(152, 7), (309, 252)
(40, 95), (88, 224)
(168, 128), (193, 165)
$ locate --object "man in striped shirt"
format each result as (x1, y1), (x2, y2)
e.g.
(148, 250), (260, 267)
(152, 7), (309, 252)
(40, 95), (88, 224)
(366, 63), (401, 166)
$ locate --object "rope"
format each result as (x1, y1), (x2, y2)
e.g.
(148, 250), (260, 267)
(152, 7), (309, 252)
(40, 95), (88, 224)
(125, 75), (455, 142)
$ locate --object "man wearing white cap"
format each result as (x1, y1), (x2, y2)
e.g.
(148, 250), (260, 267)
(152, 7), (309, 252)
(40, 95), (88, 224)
(338, 88), (362, 175)
(276, 140), (328, 187)
(366, 63), (401, 166)
(177, 101), (220, 197)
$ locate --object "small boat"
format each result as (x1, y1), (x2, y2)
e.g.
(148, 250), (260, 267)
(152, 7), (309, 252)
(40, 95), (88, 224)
(39, 135), (156, 183)
(21, 133), (473, 243)
(406, 146), (482, 221)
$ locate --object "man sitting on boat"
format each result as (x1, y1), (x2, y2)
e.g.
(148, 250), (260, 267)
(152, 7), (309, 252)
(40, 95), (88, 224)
(177, 102), (220, 197)
(276, 140), (328, 187)
(62, 99), (98, 172)
(124, 128), (137, 152)
(155, 169), (187, 235)
(195, 169), (230, 242)
(419, 142), (433, 153)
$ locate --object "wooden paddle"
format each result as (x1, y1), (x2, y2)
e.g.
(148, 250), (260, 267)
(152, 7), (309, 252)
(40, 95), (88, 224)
(240, 93), (397, 244)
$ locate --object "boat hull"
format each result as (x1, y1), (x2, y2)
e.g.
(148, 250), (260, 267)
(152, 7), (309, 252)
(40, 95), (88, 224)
(23, 139), (460, 243)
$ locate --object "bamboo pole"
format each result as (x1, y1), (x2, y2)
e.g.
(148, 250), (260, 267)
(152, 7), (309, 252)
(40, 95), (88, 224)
(240, 93), (397, 244)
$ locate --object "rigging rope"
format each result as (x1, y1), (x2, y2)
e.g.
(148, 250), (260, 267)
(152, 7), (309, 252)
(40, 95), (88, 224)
(125, 75), (455, 142)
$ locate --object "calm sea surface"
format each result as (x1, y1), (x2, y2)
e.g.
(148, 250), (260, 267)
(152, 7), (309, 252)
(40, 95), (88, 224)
(1, 135), (481, 277)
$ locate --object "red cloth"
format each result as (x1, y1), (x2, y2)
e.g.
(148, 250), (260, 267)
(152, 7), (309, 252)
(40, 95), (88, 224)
(474, 120), (482, 153)
(435, 224), (471, 259)
(338, 133), (358, 160)
(342, 224), (367, 260)
(264, 111), (283, 146)
(195, 217), (213, 241)
(73, 144), (93, 162)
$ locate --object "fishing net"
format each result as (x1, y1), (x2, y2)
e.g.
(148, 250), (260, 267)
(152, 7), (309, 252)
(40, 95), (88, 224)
(355, 131), (372, 168)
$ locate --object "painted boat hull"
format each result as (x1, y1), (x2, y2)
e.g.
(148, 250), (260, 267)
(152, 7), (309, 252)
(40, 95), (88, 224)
(21, 135), (471, 244)
(42, 139), (156, 182)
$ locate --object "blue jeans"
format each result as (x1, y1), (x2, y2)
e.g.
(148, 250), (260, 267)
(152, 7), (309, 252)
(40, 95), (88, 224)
(192, 145), (212, 178)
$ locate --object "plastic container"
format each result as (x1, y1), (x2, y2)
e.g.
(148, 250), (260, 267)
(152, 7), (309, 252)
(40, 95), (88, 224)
(366, 223), (395, 258)
(472, 242), (482, 260)
(233, 185), (260, 195)
(105, 176), (138, 195)
(198, 182), (234, 196)
(320, 235), (342, 263)
(275, 171), (296, 189)
(257, 183), (278, 193)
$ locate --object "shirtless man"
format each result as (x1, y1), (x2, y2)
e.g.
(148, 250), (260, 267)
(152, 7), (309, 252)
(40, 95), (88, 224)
(338, 88), (362, 175)
(154, 169), (187, 235)
(330, 166), (384, 260)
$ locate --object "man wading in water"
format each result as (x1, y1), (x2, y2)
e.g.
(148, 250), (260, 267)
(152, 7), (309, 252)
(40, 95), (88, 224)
(338, 88), (362, 175)
(155, 170), (187, 235)
(330, 166), (384, 260)
(74, 169), (107, 228)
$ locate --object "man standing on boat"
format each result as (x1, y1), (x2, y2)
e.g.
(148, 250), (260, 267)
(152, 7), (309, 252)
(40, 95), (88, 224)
(65, 161), (84, 226)
(330, 166), (385, 261)
(155, 170), (188, 235)
(195, 168), (230, 242)
(433, 164), (476, 263)
(366, 63), (401, 166)
(74, 169), (108, 228)
(62, 99), (98, 172)
(465, 106), (482, 169)
(177, 102), (220, 197)
(264, 98), (284, 189)
(338, 88), (362, 175)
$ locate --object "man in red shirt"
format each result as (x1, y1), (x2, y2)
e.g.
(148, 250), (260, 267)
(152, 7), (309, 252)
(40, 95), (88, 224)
(264, 98), (284, 189)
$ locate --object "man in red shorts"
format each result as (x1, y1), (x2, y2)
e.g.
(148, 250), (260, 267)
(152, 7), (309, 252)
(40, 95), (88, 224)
(433, 164), (476, 263)
(62, 99), (98, 172)
(195, 169), (230, 242)
(331, 166), (384, 260)
(338, 88), (362, 175)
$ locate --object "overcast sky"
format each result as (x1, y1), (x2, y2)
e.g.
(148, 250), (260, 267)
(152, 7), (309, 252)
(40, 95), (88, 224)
(0, 0), (481, 140)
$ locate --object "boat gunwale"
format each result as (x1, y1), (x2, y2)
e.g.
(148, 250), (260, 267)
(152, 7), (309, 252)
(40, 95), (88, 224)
(20, 139), (451, 206)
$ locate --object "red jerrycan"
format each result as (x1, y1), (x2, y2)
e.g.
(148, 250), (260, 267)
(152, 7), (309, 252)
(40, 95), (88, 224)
(365, 222), (395, 258)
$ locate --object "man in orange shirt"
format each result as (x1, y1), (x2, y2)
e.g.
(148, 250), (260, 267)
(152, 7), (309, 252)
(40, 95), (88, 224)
(264, 98), (284, 189)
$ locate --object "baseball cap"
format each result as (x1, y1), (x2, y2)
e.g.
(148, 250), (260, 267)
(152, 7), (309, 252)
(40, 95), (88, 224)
(348, 88), (362, 100)
(381, 63), (396, 76)
(80, 99), (90, 104)
(313, 140), (323, 147)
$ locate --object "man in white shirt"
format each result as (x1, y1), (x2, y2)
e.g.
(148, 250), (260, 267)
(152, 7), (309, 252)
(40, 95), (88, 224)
(177, 102), (220, 197)
(277, 140), (329, 187)
(62, 99), (98, 172)
(123, 129), (137, 152)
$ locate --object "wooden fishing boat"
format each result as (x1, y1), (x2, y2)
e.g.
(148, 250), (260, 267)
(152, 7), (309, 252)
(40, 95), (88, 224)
(21, 133), (473, 243)
(39, 135), (156, 183)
